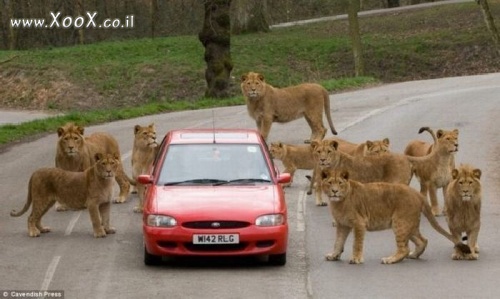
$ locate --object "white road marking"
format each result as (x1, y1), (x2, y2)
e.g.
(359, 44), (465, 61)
(297, 190), (306, 232)
(40, 256), (61, 291)
(64, 211), (82, 236)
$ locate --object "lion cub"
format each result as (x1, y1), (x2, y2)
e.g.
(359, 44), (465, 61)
(11, 153), (119, 238)
(320, 169), (469, 264)
(445, 164), (482, 260)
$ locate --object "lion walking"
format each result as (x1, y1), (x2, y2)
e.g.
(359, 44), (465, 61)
(11, 153), (119, 238)
(241, 72), (337, 142)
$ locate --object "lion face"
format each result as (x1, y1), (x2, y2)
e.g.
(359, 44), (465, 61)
(437, 129), (459, 154)
(134, 124), (158, 149)
(365, 138), (390, 156)
(311, 139), (339, 168)
(57, 123), (85, 156)
(269, 142), (286, 159)
(240, 72), (265, 98)
(94, 153), (120, 179)
(451, 165), (481, 201)
(321, 169), (350, 203)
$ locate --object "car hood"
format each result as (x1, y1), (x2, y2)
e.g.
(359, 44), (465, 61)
(150, 185), (280, 219)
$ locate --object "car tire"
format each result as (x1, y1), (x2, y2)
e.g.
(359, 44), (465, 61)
(268, 253), (286, 266)
(144, 246), (162, 266)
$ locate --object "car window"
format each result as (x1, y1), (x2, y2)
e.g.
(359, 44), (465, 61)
(158, 144), (271, 185)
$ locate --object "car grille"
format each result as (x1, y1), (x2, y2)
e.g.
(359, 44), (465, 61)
(182, 221), (250, 229)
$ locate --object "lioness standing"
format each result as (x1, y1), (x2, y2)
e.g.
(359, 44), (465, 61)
(55, 122), (133, 209)
(445, 164), (482, 260)
(240, 72), (337, 142)
(320, 169), (470, 264)
(11, 153), (119, 238)
(131, 123), (159, 213)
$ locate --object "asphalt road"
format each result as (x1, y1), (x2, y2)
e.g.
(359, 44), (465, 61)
(1, 72), (499, 298)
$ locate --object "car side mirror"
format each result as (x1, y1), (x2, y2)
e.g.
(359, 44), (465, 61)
(137, 174), (154, 185)
(277, 173), (291, 184)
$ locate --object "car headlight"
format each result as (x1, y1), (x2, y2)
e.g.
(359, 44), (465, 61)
(255, 214), (285, 227)
(146, 215), (177, 227)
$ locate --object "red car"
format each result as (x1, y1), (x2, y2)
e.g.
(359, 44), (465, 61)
(138, 128), (291, 266)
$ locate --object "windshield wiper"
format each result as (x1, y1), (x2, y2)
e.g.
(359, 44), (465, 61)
(214, 178), (271, 185)
(164, 179), (228, 186)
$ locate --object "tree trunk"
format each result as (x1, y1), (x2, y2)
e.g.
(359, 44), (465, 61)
(231, 0), (269, 34)
(477, 0), (500, 55)
(199, 0), (234, 98)
(347, 0), (365, 76)
(387, 0), (400, 8)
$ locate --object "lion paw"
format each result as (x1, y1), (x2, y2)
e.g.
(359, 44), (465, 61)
(55, 204), (70, 212)
(325, 253), (341, 261)
(316, 202), (327, 206)
(349, 258), (363, 264)
(39, 227), (51, 233)
(105, 227), (116, 234)
(93, 228), (107, 238)
(133, 206), (143, 213)
(29, 229), (41, 237)
(113, 197), (127, 204)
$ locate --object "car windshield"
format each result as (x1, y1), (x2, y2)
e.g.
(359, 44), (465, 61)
(158, 143), (272, 185)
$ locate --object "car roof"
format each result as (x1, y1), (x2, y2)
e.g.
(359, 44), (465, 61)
(165, 128), (264, 144)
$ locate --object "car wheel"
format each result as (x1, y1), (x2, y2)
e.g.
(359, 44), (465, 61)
(268, 253), (286, 266)
(144, 246), (162, 266)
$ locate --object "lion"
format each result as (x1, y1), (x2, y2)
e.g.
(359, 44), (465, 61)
(310, 139), (412, 206)
(320, 169), (470, 264)
(240, 72), (337, 142)
(11, 153), (119, 238)
(131, 123), (159, 213)
(55, 122), (133, 210)
(270, 138), (390, 194)
(445, 164), (482, 260)
(405, 127), (459, 216)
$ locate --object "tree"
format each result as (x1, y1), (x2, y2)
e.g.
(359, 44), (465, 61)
(476, 0), (500, 55)
(387, 0), (400, 8)
(347, 0), (365, 76)
(199, 0), (234, 98)
(231, 0), (269, 34)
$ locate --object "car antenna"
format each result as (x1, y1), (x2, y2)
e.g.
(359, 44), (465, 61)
(212, 109), (216, 144)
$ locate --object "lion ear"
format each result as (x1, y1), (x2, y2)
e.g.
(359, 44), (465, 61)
(451, 168), (459, 180)
(95, 153), (103, 161)
(383, 138), (390, 145)
(57, 127), (65, 137)
(310, 140), (320, 150)
(366, 140), (373, 150)
(330, 140), (339, 150)
(257, 73), (265, 81)
(77, 126), (85, 135)
(241, 74), (248, 82)
(437, 129), (444, 138)
(472, 168), (482, 180)
(134, 125), (141, 135)
(340, 169), (349, 180)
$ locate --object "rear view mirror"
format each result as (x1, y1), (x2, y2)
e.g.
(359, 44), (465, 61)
(137, 174), (154, 185)
(277, 173), (291, 184)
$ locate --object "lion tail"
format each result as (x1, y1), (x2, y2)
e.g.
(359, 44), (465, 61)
(421, 197), (471, 254)
(322, 89), (337, 135)
(10, 176), (34, 217)
(418, 126), (438, 144)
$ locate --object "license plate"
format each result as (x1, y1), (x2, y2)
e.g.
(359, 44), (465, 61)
(193, 234), (239, 244)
